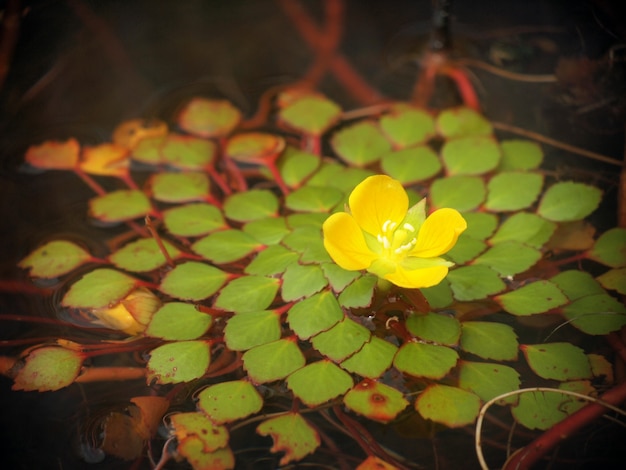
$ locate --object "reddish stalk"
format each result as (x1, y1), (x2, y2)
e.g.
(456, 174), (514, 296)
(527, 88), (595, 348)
(145, 215), (176, 268)
(73, 167), (107, 196)
(0, 280), (52, 295)
(75, 366), (145, 383)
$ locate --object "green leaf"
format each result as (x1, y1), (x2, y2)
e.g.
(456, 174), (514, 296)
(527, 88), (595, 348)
(226, 132), (285, 164)
(193, 229), (261, 264)
(344, 379), (409, 423)
(109, 238), (180, 272)
(550, 270), (606, 300)
(281, 263), (328, 301)
(19, 240), (91, 278)
(62, 268), (138, 309)
(522, 343), (592, 380)
(458, 361), (520, 404)
(287, 290), (344, 340)
(537, 182), (602, 222)
(169, 412), (229, 453)
(445, 235), (487, 264)
(177, 442), (234, 470)
(496, 280), (567, 315)
(379, 107), (435, 147)
(286, 360), (353, 406)
(197, 380), (263, 424)
(89, 190), (152, 223)
(460, 321), (519, 361)
(499, 140), (543, 170)
(380, 146), (441, 184)
(441, 136), (501, 175)
(393, 342), (458, 379)
(331, 121), (392, 167)
(276, 146), (320, 188)
(223, 189), (279, 222)
(215, 276), (280, 312)
(256, 413), (320, 466)
(339, 337), (397, 379)
(285, 185), (343, 213)
(597, 268), (626, 295)
(489, 212), (556, 248)
(485, 172), (543, 211)
(430, 175), (485, 211)
(462, 212), (498, 240)
(160, 134), (216, 170)
(286, 212), (327, 229)
(279, 95), (341, 135)
(177, 97), (242, 138)
(310, 317), (371, 362)
(421, 280), (454, 309)
(162, 203), (226, 237)
(472, 241), (542, 277)
(242, 338), (305, 383)
(406, 312), (461, 346)
(436, 107), (493, 138)
(511, 390), (569, 430)
(588, 228), (626, 267)
(243, 217), (290, 245)
(562, 294), (626, 335)
(131, 135), (165, 165)
(281, 226), (331, 263)
(588, 354), (613, 382)
(159, 262), (228, 301)
(415, 384), (481, 427)
(150, 172), (210, 203)
(447, 266), (505, 301)
(321, 263), (360, 292)
(559, 380), (596, 414)
(146, 303), (212, 340)
(224, 310), (281, 351)
(338, 274), (377, 308)
(147, 340), (210, 384)
(13, 347), (83, 392)
(245, 245), (299, 276)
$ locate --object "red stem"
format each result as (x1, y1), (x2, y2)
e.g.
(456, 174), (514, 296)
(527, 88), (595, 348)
(75, 366), (146, 383)
(145, 215), (176, 268)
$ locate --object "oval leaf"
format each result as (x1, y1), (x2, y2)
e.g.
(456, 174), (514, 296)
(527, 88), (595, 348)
(13, 347), (83, 392)
(159, 262), (228, 301)
(286, 360), (353, 406)
(197, 380), (263, 424)
(147, 340), (210, 384)
(415, 384), (481, 427)
(19, 240), (91, 278)
(62, 268), (138, 309)
(256, 413), (320, 466)
(393, 342), (458, 379)
(242, 338), (305, 384)
(537, 182), (602, 222)
(521, 343), (592, 381)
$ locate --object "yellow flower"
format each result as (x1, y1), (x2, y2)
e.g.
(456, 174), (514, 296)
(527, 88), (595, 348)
(322, 175), (467, 289)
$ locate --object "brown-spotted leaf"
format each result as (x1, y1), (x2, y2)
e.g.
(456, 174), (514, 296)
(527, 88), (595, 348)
(13, 346), (84, 392)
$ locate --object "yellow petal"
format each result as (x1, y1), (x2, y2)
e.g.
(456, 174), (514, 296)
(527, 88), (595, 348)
(323, 212), (377, 270)
(384, 264), (449, 289)
(349, 175), (408, 237)
(412, 208), (467, 258)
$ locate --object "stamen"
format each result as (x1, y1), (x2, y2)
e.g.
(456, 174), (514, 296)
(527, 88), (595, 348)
(382, 220), (397, 233)
(394, 238), (416, 254)
(403, 222), (415, 231)
(382, 236), (391, 249)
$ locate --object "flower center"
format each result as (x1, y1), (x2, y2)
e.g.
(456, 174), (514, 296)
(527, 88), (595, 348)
(377, 219), (417, 261)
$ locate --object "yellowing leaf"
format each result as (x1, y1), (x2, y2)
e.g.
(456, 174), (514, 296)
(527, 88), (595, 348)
(25, 138), (80, 169)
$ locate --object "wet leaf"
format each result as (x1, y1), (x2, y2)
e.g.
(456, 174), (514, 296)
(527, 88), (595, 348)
(458, 361), (520, 404)
(460, 321), (518, 361)
(192, 229), (261, 264)
(521, 343), (591, 380)
(393, 342), (458, 379)
(472, 241), (542, 277)
(109, 238), (180, 272)
(256, 413), (320, 465)
(344, 379), (409, 423)
(146, 303), (212, 340)
(281, 263), (328, 301)
(597, 268), (626, 294)
(25, 138), (80, 169)
(62, 268), (138, 309)
(282, 226), (331, 263)
(169, 411), (229, 452)
(147, 340), (210, 384)
(177, 97), (241, 138)
(489, 212), (556, 248)
(441, 136), (501, 175)
(415, 384), (480, 427)
(89, 190), (152, 222)
(150, 172), (210, 203)
(215, 276), (280, 312)
(159, 262), (228, 301)
(562, 294), (626, 335)
(447, 265), (505, 301)
(406, 312), (460, 345)
(340, 337), (397, 379)
(287, 290), (344, 340)
(19, 240), (91, 278)
(338, 274), (377, 308)
(430, 175), (485, 211)
(224, 310), (281, 351)
(197, 380), (263, 424)
(242, 338), (305, 383)
(485, 172), (543, 211)
(380, 146), (441, 184)
(162, 203), (226, 237)
(496, 280), (567, 315)
(436, 107), (493, 138)
(80, 143), (129, 176)
(130, 396), (170, 438)
(331, 121), (392, 167)
(537, 182), (602, 222)
(223, 189), (279, 222)
(511, 390), (569, 430)
(588, 228), (626, 267)
(226, 132), (285, 164)
(279, 95), (341, 135)
(285, 185), (343, 212)
(244, 245), (299, 276)
(499, 140), (543, 170)
(243, 217), (290, 245)
(550, 270), (605, 300)
(13, 346), (83, 391)
(311, 317), (371, 362)
(286, 360), (353, 406)
(160, 134), (216, 170)
(276, 146), (320, 188)
(379, 107), (435, 147)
